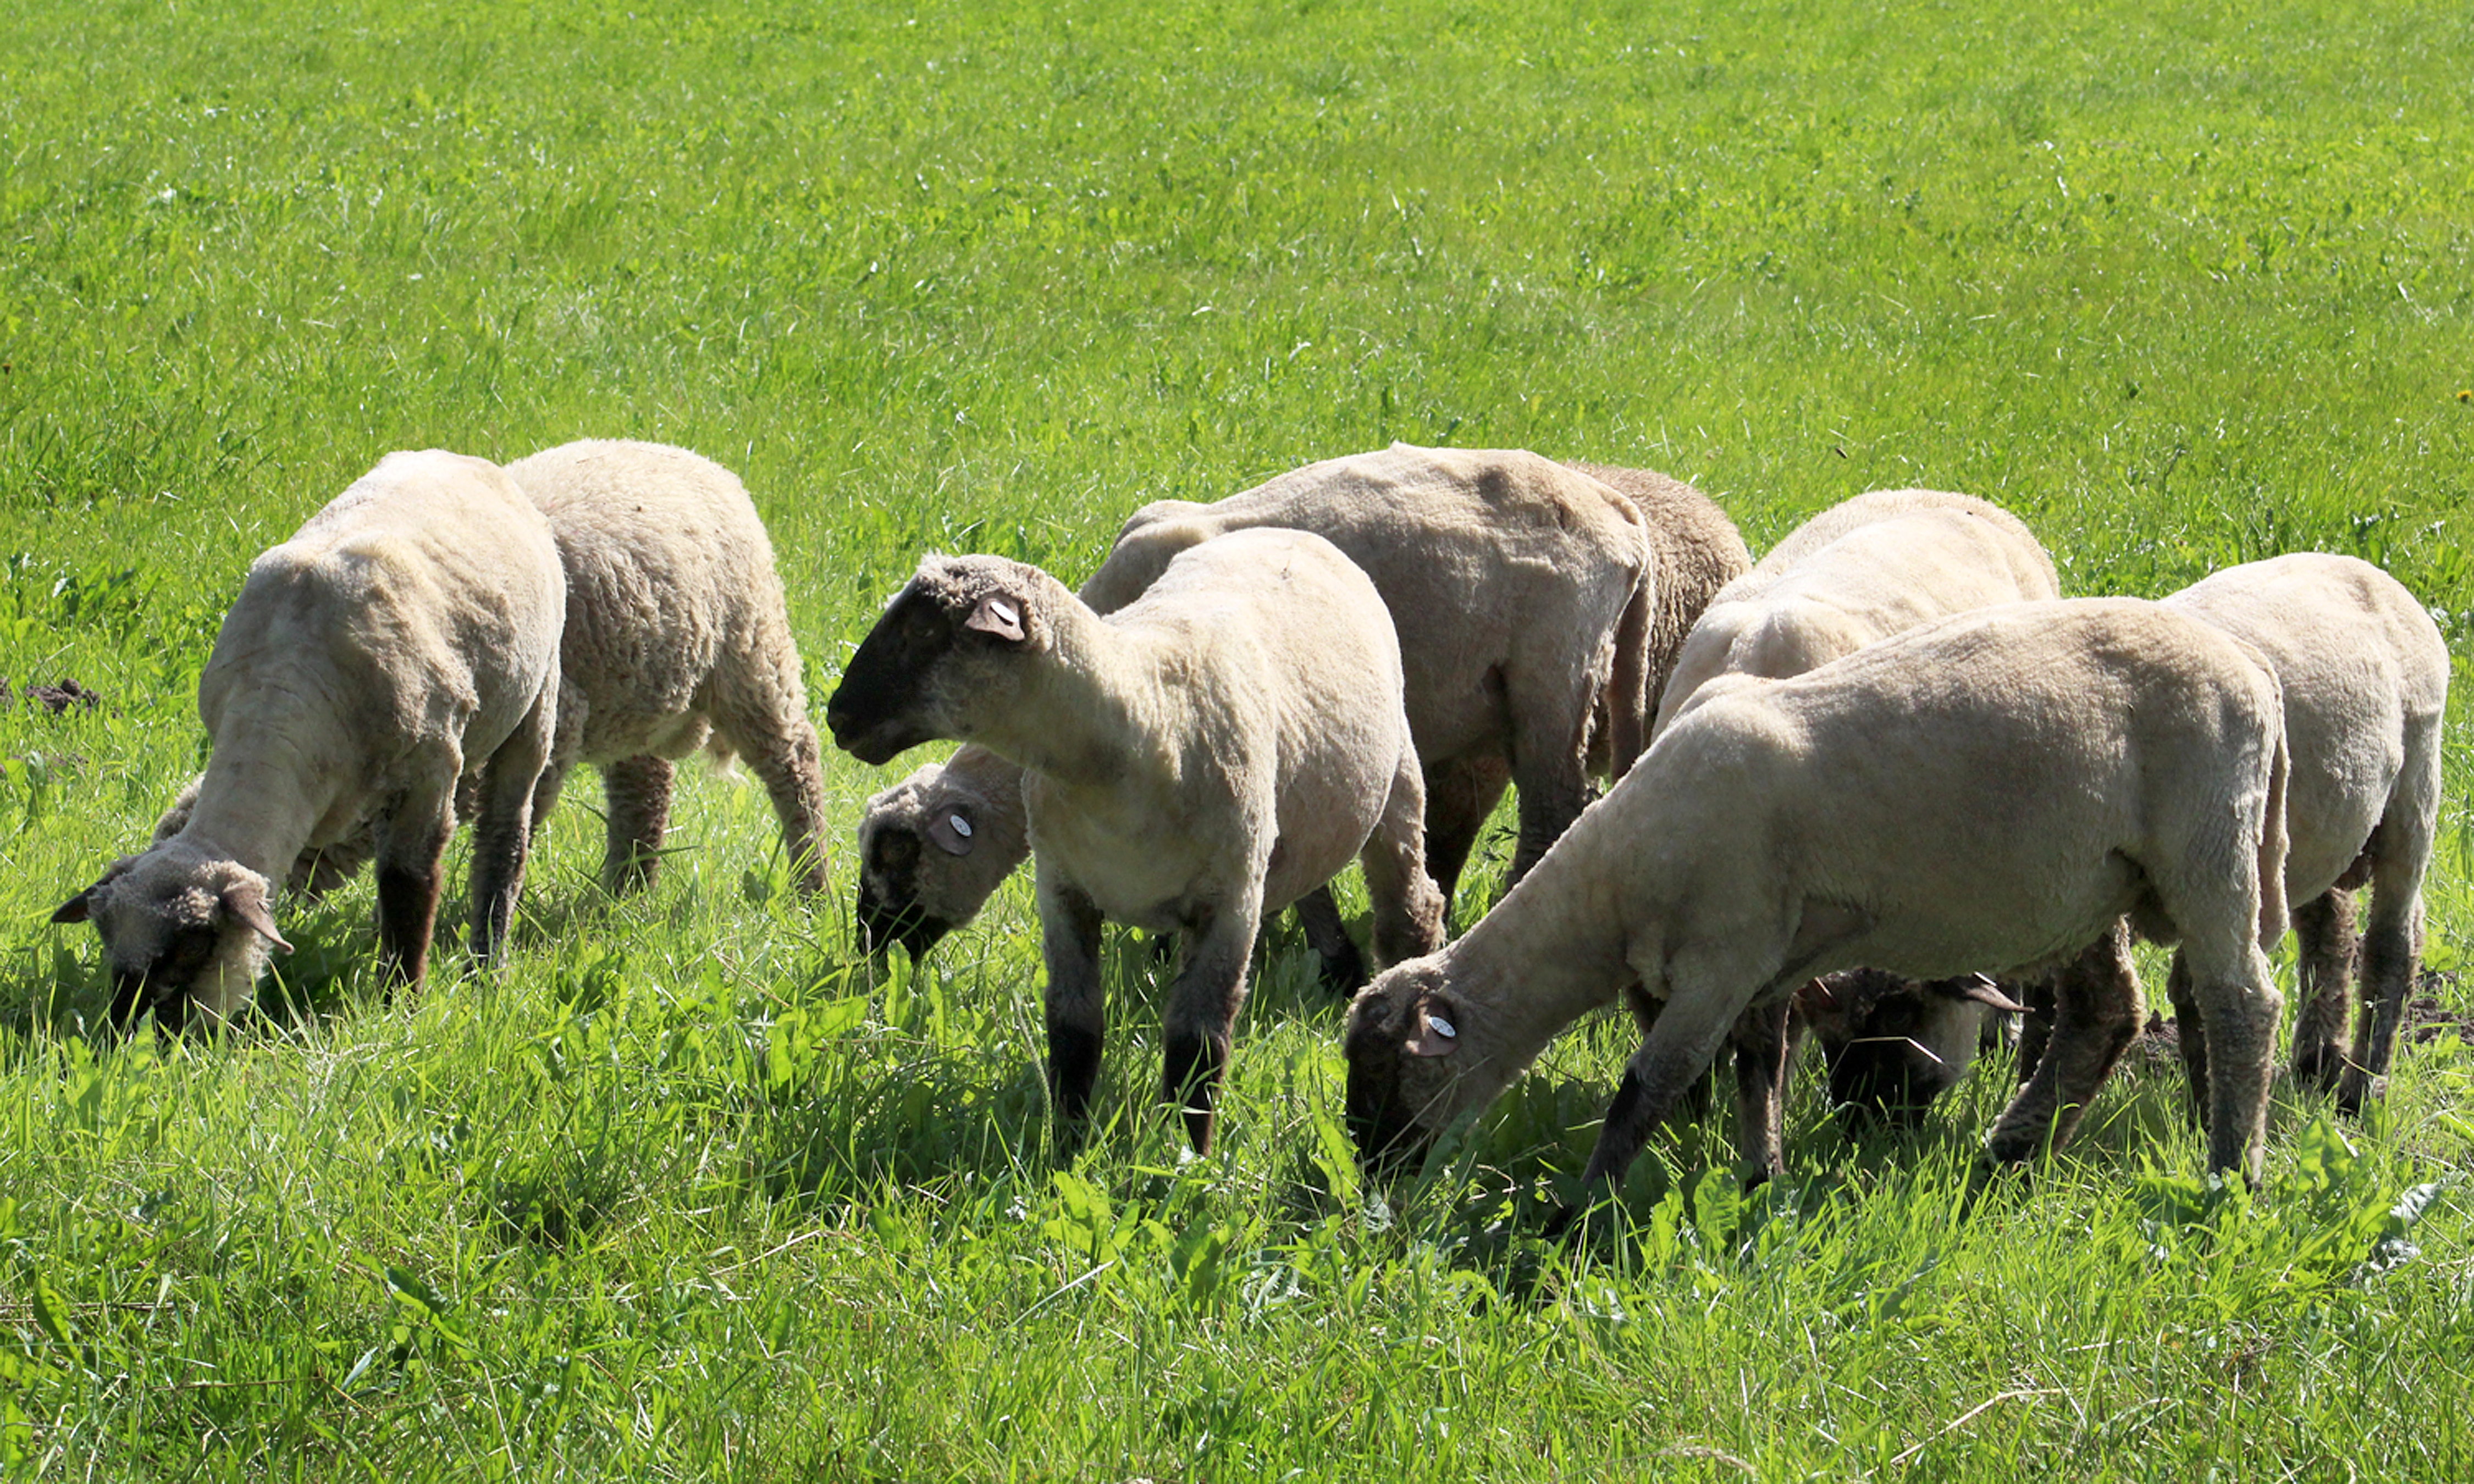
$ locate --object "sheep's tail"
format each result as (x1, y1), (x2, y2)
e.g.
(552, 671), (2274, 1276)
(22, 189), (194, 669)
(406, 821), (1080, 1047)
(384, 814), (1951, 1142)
(1604, 569), (1653, 779)
(2256, 715), (2290, 952)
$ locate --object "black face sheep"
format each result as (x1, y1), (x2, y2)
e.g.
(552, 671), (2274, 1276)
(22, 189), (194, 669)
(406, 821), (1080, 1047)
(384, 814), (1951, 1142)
(1344, 599), (2290, 1209)
(849, 442), (1750, 965)
(825, 530), (1448, 1153)
(504, 439), (830, 896)
(53, 450), (566, 1031)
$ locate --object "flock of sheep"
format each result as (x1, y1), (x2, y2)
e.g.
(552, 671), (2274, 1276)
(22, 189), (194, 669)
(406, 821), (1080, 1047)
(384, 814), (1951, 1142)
(50, 439), (2448, 1224)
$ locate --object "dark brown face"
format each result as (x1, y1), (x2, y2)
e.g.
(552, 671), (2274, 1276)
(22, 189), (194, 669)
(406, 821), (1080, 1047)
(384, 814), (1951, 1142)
(854, 826), (955, 959)
(1343, 985), (1456, 1176)
(106, 924), (221, 1036)
(1806, 969), (2003, 1130)
(826, 587), (960, 766)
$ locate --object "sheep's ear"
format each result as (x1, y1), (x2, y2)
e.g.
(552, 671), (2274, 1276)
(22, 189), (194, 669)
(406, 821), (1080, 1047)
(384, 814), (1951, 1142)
(925, 806), (977, 857)
(51, 858), (134, 924)
(1950, 973), (2026, 1015)
(1406, 997), (1461, 1058)
(221, 882), (295, 955)
(964, 593), (1026, 643)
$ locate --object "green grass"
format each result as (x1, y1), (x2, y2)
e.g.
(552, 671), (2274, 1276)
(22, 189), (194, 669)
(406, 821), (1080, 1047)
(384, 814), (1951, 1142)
(6, 0), (2474, 1476)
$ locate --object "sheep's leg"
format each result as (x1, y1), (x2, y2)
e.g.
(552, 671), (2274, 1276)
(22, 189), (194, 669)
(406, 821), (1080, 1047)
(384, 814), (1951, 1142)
(2285, 890), (2356, 1094)
(1421, 752), (1512, 911)
(1571, 963), (1753, 1216)
(711, 682), (832, 896)
(467, 685), (556, 964)
(1503, 671), (1596, 886)
(2163, 951), (2210, 1129)
(1290, 886), (1366, 995)
(528, 677), (586, 841)
(1037, 873), (1108, 1142)
(1729, 999), (1793, 1186)
(2339, 870), (2428, 1116)
(2185, 940), (2284, 1186)
(373, 796), (456, 993)
(1360, 745), (1449, 966)
(1623, 983), (1716, 1121)
(1161, 892), (1263, 1155)
(2013, 971), (2056, 1086)
(1982, 922), (2141, 1166)
(2337, 724), (2442, 1114)
(600, 756), (676, 895)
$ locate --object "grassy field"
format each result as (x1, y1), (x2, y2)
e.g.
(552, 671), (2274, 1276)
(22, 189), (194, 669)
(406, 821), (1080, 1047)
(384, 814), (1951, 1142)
(5, 0), (2474, 1476)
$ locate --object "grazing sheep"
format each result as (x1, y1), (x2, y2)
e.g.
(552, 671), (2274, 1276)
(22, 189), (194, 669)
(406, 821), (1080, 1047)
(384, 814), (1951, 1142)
(1814, 553), (2450, 1127)
(52, 451), (566, 1030)
(851, 443), (1750, 965)
(1648, 488), (2061, 1129)
(2158, 553), (2446, 1113)
(1344, 599), (2290, 1211)
(504, 440), (830, 897)
(825, 530), (1448, 1152)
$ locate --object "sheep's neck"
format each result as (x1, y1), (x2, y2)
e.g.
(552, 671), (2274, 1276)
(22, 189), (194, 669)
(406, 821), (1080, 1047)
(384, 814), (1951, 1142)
(973, 605), (1172, 792)
(176, 702), (342, 883)
(1444, 828), (1639, 1081)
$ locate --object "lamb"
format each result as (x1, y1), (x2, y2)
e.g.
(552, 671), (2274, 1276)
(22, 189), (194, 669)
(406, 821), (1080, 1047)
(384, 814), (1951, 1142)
(1808, 553), (2449, 1126)
(852, 443), (1750, 965)
(1645, 488), (2061, 1127)
(141, 441), (835, 905)
(825, 530), (1449, 1153)
(502, 439), (830, 896)
(1650, 488), (2060, 737)
(51, 450), (566, 1031)
(1344, 598), (2291, 1211)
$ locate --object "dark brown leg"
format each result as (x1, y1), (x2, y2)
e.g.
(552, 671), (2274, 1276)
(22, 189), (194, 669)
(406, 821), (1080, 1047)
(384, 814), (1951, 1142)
(2287, 890), (2355, 1094)
(601, 755), (676, 895)
(1984, 922), (2142, 1164)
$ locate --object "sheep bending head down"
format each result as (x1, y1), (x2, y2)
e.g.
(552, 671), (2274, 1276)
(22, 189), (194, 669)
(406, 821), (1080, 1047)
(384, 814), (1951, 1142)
(827, 533), (1446, 1152)
(52, 449), (566, 1032)
(1345, 598), (2292, 1207)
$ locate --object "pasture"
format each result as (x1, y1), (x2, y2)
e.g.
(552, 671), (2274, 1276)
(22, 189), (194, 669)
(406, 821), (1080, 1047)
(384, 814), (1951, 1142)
(5, 0), (2474, 1475)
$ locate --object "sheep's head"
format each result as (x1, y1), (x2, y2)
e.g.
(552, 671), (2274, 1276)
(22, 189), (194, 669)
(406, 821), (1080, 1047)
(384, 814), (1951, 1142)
(1343, 956), (1489, 1176)
(1796, 970), (2020, 1130)
(51, 843), (292, 1035)
(826, 555), (1050, 767)
(854, 762), (1016, 958)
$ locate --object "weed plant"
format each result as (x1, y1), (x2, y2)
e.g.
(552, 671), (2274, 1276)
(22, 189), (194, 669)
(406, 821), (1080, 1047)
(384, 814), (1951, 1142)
(4, 0), (2474, 1477)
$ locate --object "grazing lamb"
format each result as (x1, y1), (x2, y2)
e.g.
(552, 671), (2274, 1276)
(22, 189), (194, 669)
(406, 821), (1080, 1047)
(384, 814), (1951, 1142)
(52, 451), (566, 1030)
(1812, 553), (2449, 1126)
(1646, 488), (2061, 1129)
(1344, 599), (2291, 1212)
(852, 443), (1750, 965)
(503, 440), (830, 896)
(825, 530), (1449, 1153)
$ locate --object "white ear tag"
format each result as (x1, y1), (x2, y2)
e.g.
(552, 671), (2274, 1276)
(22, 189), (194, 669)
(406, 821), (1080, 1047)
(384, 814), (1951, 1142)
(949, 813), (973, 839)
(987, 597), (1018, 629)
(1424, 1012), (1457, 1039)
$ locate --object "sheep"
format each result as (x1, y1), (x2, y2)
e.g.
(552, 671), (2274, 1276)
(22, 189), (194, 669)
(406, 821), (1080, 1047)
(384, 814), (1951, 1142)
(851, 443), (1750, 966)
(1650, 488), (2060, 737)
(2160, 554), (2445, 1115)
(501, 439), (830, 897)
(1344, 597), (2291, 1212)
(51, 450), (566, 1031)
(140, 441), (835, 906)
(825, 529), (1449, 1153)
(1644, 487), (2061, 1129)
(1805, 553), (2448, 1126)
